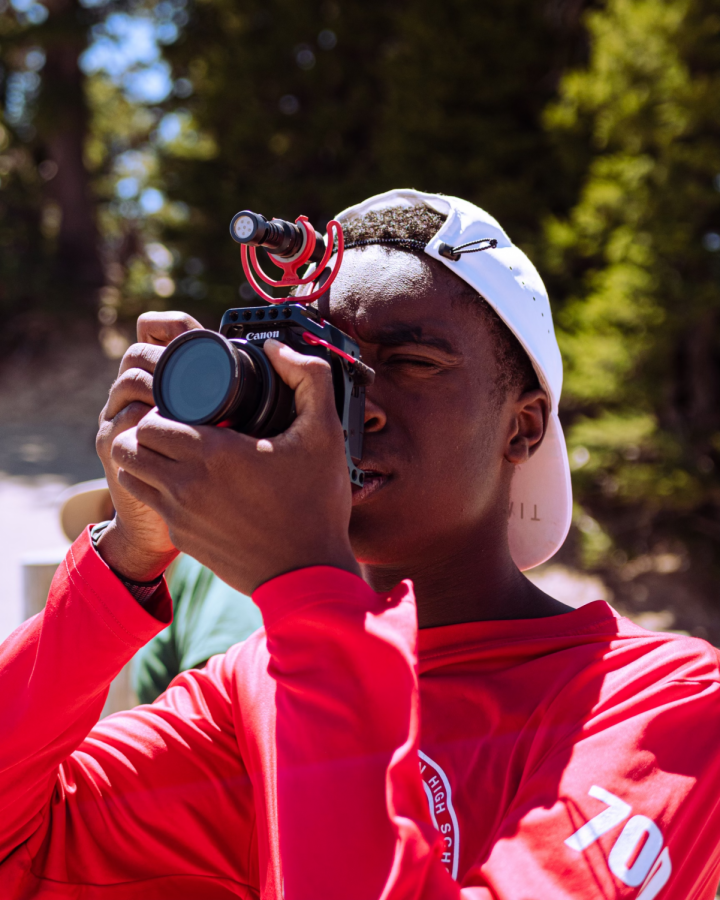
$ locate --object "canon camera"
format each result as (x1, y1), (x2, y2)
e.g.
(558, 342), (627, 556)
(152, 211), (374, 486)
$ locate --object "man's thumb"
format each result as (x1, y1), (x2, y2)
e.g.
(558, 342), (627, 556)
(263, 339), (338, 427)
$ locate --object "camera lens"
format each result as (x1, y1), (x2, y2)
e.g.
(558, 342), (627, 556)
(154, 330), (295, 436)
(159, 336), (233, 423)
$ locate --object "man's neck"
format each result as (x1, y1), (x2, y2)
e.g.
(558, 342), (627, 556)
(360, 525), (572, 629)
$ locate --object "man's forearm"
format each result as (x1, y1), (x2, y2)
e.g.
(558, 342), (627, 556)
(0, 528), (170, 862)
(254, 566), (459, 900)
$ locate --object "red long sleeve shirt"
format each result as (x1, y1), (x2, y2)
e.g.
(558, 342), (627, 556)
(2, 527), (720, 899)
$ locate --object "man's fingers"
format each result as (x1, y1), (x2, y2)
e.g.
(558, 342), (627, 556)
(117, 342), (164, 377)
(263, 339), (337, 427)
(116, 468), (167, 516)
(104, 369), (155, 420)
(134, 409), (207, 460)
(137, 311), (204, 346)
(111, 427), (180, 492)
(136, 408), (256, 461)
(97, 401), (153, 462)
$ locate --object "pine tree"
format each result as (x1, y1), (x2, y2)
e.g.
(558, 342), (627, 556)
(544, 0), (720, 580)
(154, 0), (593, 320)
(0, 0), (105, 335)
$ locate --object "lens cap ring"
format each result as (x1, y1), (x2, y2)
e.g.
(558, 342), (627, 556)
(154, 330), (242, 426)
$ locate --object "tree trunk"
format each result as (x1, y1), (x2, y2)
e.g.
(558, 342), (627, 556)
(39, 0), (104, 312)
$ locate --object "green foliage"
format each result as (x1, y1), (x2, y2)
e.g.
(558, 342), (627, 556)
(544, 0), (720, 565)
(0, 119), (48, 326)
(1, 0), (592, 326)
(0, 0), (106, 329)
(153, 0), (590, 320)
(0, 5), (48, 325)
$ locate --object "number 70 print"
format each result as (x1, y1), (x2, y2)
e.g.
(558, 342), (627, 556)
(565, 786), (672, 899)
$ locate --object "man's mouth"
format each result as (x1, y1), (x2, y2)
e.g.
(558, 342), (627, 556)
(351, 468), (390, 505)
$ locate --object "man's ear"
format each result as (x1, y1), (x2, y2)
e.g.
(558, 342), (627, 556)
(504, 388), (549, 466)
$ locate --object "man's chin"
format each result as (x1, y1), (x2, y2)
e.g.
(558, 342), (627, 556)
(349, 495), (414, 567)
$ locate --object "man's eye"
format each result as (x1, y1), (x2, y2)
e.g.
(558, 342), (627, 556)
(387, 356), (441, 370)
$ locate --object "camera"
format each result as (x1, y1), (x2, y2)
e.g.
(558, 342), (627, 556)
(153, 211), (374, 486)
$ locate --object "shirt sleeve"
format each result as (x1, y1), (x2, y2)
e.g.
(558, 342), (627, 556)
(0, 529), (257, 896)
(252, 566), (462, 900)
(129, 620), (179, 704)
(129, 557), (189, 704)
(253, 567), (720, 900)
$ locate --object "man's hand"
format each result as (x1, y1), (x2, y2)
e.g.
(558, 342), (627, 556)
(95, 312), (203, 581)
(110, 340), (359, 595)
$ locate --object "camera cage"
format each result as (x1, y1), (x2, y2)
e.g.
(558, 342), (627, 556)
(220, 302), (372, 486)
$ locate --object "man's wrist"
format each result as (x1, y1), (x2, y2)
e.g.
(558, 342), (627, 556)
(94, 517), (178, 583)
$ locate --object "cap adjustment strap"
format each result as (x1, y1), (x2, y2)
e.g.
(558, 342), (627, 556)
(438, 237), (498, 261)
(340, 236), (499, 261)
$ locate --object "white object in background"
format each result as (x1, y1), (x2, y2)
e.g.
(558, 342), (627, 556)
(0, 476), (69, 643)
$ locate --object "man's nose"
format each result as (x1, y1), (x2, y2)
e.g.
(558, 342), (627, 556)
(364, 395), (387, 432)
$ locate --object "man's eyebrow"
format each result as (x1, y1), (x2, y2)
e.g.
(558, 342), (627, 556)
(366, 324), (459, 355)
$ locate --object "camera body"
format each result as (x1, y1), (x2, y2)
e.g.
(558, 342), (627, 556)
(221, 302), (370, 485)
(154, 301), (372, 486)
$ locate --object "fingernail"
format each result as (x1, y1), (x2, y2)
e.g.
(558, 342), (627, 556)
(264, 338), (281, 348)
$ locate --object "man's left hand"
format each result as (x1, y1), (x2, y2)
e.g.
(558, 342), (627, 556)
(110, 339), (360, 594)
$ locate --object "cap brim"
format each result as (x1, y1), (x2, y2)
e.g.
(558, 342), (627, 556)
(508, 412), (572, 571)
(59, 478), (113, 542)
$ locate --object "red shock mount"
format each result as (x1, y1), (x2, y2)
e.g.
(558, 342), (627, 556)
(239, 216), (344, 305)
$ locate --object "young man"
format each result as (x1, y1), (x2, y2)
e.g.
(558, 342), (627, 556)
(1, 189), (720, 899)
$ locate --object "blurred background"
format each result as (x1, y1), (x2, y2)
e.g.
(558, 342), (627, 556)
(2, 0), (720, 648)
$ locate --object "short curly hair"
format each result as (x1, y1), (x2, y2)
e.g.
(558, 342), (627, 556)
(341, 205), (539, 400)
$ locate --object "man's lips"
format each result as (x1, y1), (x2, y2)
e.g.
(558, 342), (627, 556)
(351, 468), (390, 505)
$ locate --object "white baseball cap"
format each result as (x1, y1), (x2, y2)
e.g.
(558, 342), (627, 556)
(332, 188), (572, 571)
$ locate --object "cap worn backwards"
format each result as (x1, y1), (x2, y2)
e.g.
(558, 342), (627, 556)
(333, 188), (572, 571)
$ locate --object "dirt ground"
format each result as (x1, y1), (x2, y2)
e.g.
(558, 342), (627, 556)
(0, 324), (118, 483)
(0, 324), (116, 640)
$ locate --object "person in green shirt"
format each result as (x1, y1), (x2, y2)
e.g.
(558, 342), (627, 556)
(131, 554), (263, 703)
(60, 480), (262, 705)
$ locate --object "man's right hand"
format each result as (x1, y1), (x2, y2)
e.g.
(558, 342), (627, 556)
(95, 311), (203, 582)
